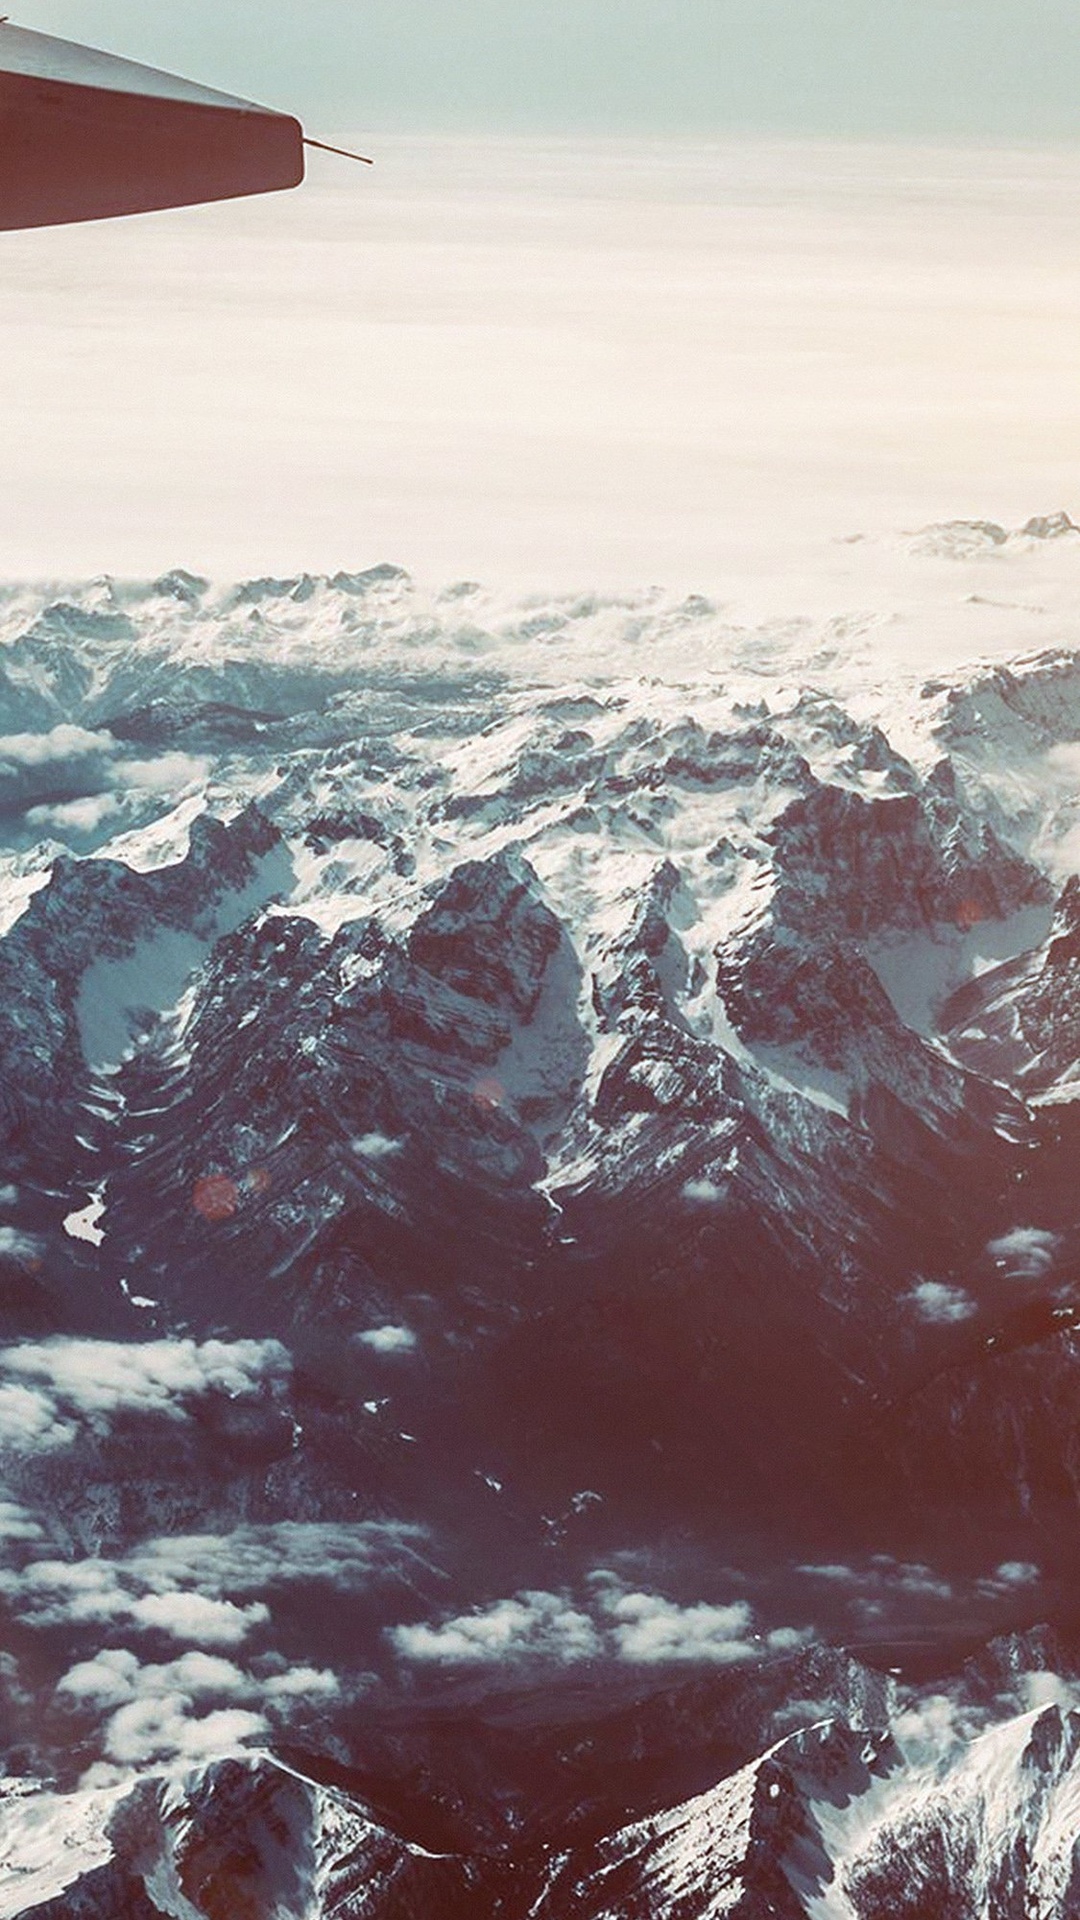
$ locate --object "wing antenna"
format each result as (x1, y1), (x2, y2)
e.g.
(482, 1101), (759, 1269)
(303, 137), (373, 166)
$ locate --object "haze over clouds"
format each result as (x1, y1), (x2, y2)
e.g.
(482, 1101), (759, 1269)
(3, 139), (1080, 624)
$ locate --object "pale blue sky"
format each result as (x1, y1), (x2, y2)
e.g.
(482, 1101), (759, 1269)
(15, 0), (1080, 140)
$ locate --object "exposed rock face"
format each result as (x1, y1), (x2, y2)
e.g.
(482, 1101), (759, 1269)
(8, 1703), (1080, 1919)
(7, 573), (1080, 1913)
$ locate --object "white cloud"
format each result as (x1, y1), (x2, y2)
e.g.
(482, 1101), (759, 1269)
(58, 1648), (246, 1710)
(393, 1576), (809, 1672)
(0, 724), (105, 768)
(262, 1666), (341, 1702)
(127, 1592), (269, 1648)
(909, 1280), (977, 1325)
(123, 1520), (427, 1601)
(2, 1521), (428, 1652)
(796, 1554), (1042, 1624)
(985, 1228), (1060, 1279)
(893, 1690), (977, 1762)
(682, 1178), (728, 1205)
(0, 1382), (75, 1454)
(57, 1648), (301, 1710)
(103, 1696), (266, 1769)
(0, 1497), (44, 1544)
(595, 1585), (775, 1665)
(975, 1560), (1041, 1600)
(52, 1645), (341, 1782)
(357, 1325), (418, 1355)
(392, 1590), (602, 1667)
(26, 794), (124, 835)
(0, 1228), (45, 1263)
(991, 1560), (1040, 1588)
(0, 1338), (291, 1453)
(0, 1555), (266, 1648)
(1021, 1671), (1079, 1714)
(118, 753), (209, 795)
(352, 1134), (403, 1160)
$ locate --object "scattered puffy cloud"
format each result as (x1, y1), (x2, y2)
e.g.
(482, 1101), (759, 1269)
(104, 1697), (266, 1769)
(796, 1554), (1042, 1626)
(593, 1576), (809, 1664)
(127, 1592), (268, 1648)
(892, 1690), (981, 1761)
(596, 1587), (758, 1664)
(0, 1338), (291, 1454)
(352, 1134), (403, 1160)
(0, 724), (105, 769)
(0, 1497), (44, 1544)
(357, 1325), (418, 1355)
(55, 1645), (339, 1775)
(260, 1665), (340, 1702)
(985, 1228), (1060, 1280)
(393, 1591), (602, 1667)
(975, 1561), (1040, 1598)
(118, 753), (208, 795)
(1021, 1671), (1080, 1714)
(0, 1650), (31, 1714)
(682, 1178), (728, 1205)
(0, 1557), (265, 1648)
(0, 1227), (45, 1264)
(909, 1280), (977, 1325)
(26, 794), (125, 836)
(0, 1383), (74, 1454)
(1, 1521), (428, 1649)
(121, 1520), (428, 1602)
(893, 1666), (1080, 1768)
(797, 1555), (954, 1623)
(0, 725), (117, 825)
(392, 1575), (809, 1672)
(58, 1648), (246, 1710)
(0, 725), (206, 842)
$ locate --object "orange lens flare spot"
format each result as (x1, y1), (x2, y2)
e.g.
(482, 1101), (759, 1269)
(471, 1076), (505, 1110)
(954, 898), (987, 931)
(192, 1174), (240, 1222)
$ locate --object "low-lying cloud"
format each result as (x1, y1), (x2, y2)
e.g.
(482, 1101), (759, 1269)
(909, 1280), (977, 1325)
(0, 721), (208, 842)
(795, 1554), (1041, 1625)
(0, 1338), (291, 1454)
(56, 1646), (340, 1779)
(985, 1228), (1061, 1280)
(1, 1520), (431, 1651)
(391, 1574), (810, 1672)
(357, 1325), (418, 1355)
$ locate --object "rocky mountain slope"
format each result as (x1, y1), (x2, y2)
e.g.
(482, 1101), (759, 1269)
(7, 1694), (1080, 1919)
(5, 553), (1080, 1910)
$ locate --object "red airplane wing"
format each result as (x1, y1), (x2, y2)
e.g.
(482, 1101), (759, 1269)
(0, 22), (304, 229)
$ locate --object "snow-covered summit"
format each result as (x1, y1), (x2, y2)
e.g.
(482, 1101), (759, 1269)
(5, 566), (1080, 1912)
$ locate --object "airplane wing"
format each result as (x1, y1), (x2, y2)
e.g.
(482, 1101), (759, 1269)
(0, 21), (306, 228)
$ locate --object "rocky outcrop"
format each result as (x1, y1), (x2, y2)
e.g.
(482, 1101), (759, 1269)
(9, 1701), (1080, 1919)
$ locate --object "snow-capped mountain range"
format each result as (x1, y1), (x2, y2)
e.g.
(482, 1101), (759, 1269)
(6, 531), (1080, 1912)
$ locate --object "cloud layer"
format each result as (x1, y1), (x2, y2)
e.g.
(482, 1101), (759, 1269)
(1, 1519), (428, 1646)
(56, 1647), (340, 1777)
(392, 1574), (810, 1671)
(0, 1338), (291, 1454)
